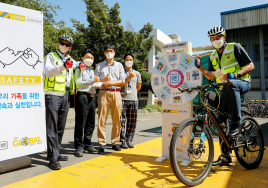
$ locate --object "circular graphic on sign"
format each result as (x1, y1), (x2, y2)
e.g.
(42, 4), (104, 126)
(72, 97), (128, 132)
(166, 69), (184, 88)
(21, 137), (29, 146)
(151, 52), (202, 106)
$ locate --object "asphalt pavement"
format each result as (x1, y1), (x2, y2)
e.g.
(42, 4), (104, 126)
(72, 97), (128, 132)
(0, 112), (163, 187)
(1, 112), (268, 187)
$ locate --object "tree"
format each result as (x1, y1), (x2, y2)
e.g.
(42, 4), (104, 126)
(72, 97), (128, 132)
(71, 0), (154, 71)
(71, 0), (154, 90)
(1, 0), (73, 55)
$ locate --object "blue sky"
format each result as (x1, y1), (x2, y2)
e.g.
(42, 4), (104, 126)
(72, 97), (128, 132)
(48, 0), (268, 48)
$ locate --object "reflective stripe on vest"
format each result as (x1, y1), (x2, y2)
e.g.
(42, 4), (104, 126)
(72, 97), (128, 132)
(210, 43), (250, 83)
(44, 52), (75, 96)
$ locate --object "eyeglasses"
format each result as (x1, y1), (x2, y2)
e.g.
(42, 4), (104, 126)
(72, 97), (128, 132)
(60, 42), (71, 47)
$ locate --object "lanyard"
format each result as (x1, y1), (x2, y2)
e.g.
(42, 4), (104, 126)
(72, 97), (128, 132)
(125, 69), (132, 88)
(85, 68), (92, 79)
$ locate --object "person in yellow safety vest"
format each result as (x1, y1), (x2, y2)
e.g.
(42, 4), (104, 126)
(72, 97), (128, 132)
(195, 26), (255, 166)
(44, 34), (78, 170)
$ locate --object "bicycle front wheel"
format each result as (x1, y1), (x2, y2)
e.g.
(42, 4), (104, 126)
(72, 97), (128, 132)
(170, 118), (214, 186)
(234, 116), (264, 169)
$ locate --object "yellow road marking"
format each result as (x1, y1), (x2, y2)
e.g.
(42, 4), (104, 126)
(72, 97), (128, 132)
(3, 138), (268, 188)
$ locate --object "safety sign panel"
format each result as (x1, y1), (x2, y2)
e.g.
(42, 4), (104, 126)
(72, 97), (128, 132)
(151, 52), (202, 106)
(0, 3), (46, 161)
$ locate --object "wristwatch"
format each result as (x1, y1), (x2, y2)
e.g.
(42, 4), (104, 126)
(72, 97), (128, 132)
(237, 73), (242, 79)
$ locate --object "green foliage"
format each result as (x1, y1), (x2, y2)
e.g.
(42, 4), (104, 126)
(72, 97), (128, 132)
(140, 71), (152, 91)
(71, 0), (154, 74)
(142, 104), (162, 112)
(2, 0), (154, 91)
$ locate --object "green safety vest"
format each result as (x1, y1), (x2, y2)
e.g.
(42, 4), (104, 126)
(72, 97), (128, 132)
(210, 43), (251, 83)
(44, 52), (75, 96)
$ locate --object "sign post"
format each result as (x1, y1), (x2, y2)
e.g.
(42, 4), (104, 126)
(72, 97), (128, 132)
(151, 41), (202, 162)
(0, 3), (46, 172)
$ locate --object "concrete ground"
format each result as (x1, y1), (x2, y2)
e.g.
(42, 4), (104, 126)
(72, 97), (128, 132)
(0, 112), (163, 187)
(1, 112), (268, 188)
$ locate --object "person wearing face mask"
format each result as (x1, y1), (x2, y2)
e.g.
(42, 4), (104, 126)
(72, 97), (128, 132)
(120, 52), (142, 149)
(44, 34), (78, 170)
(94, 43), (126, 152)
(195, 26), (254, 166)
(73, 49), (100, 157)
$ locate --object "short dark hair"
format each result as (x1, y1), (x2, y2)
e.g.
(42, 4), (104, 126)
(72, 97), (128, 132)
(104, 43), (116, 51)
(82, 49), (95, 58)
(124, 52), (134, 61)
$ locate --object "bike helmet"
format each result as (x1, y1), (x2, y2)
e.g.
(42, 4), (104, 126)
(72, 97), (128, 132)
(59, 34), (74, 45)
(207, 26), (226, 38)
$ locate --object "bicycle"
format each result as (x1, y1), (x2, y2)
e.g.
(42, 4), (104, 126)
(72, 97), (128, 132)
(169, 80), (265, 186)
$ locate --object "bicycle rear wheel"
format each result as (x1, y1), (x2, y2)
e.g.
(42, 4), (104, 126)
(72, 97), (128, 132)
(170, 118), (214, 186)
(234, 116), (264, 169)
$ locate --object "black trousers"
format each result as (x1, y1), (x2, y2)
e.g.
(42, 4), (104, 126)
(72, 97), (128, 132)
(74, 92), (96, 149)
(45, 91), (70, 161)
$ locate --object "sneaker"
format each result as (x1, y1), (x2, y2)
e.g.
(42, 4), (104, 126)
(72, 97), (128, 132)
(99, 145), (106, 153)
(112, 144), (122, 151)
(84, 146), (98, 154)
(121, 142), (129, 149)
(75, 148), (83, 157)
(127, 142), (134, 148)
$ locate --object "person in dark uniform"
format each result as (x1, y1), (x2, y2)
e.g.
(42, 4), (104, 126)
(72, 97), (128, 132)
(196, 26), (254, 166)
(44, 35), (78, 170)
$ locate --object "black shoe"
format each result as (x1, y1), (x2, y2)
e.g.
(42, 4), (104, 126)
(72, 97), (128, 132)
(84, 146), (98, 154)
(49, 160), (61, 170)
(58, 155), (68, 161)
(99, 145), (106, 153)
(212, 155), (232, 166)
(121, 142), (129, 149)
(127, 142), (134, 148)
(75, 148), (84, 157)
(112, 144), (122, 151)
(228, 123), (242, 138)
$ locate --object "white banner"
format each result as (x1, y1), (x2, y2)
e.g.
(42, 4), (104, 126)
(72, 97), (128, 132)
(0, 3), (46, 161)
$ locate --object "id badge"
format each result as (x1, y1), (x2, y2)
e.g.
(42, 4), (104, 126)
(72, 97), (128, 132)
(126, 87), (131, 94)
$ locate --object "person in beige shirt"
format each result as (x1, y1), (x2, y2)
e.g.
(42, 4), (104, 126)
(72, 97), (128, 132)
(94, 43), (126, 152)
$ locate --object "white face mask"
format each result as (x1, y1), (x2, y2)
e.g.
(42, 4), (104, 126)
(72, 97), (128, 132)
(84, 59), (93, 67)
(125, 61), (133, 68)
(59, 45), (70, 54)
(106, 52), (114, 59)
(212, 40), (224, 49)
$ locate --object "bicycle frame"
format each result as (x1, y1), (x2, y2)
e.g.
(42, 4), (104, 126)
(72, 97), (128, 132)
(197, 90), (233, 151)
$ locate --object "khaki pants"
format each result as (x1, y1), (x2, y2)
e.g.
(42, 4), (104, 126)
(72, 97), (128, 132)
(97, 90), (122, 145)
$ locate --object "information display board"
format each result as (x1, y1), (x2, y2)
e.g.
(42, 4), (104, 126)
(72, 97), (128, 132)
(0, 3), (46, 161)
(151, 52), (202, 106)
(151, 51), (203, 161)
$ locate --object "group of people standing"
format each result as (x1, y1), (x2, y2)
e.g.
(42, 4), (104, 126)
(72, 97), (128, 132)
(44, 35), (142, 170)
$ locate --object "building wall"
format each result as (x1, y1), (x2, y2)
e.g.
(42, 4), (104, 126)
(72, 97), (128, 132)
(226, 25), (268, 78)
(223, 6), (268, 30)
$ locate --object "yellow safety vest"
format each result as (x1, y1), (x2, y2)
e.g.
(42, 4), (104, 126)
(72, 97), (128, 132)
(44, 52), (74, 96)
(210, 43), (250, 83)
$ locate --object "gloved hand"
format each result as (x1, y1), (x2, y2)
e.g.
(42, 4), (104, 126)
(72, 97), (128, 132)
(227, 73), (237, 79)
(195, 56), (201, 68)
(64, 58), (73, 68)
(79, 63), (86, 69)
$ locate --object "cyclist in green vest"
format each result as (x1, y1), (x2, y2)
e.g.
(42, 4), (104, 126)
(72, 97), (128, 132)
(44, 34), (78, 170)
(195, 26), (255, 166)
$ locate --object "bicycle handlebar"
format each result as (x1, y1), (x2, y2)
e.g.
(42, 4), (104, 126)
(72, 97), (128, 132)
(178, 80), (233, 93)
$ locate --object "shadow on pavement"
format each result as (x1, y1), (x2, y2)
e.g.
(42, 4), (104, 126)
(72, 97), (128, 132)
(105, 152), (235, 188)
